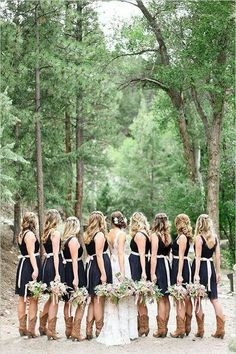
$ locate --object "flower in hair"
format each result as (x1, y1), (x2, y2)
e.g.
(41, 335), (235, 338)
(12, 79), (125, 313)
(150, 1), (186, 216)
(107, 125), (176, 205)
(114, 217), (119, 224)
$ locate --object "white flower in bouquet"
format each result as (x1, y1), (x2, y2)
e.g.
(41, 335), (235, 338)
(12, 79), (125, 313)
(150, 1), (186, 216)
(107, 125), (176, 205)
(70, 287), (89, 306)
(27, 280), (47, 299)
(49, 280), (68, 303)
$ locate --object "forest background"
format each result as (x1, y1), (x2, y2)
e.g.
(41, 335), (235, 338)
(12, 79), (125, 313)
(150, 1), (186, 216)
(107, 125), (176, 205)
(1, 0), (235, 267)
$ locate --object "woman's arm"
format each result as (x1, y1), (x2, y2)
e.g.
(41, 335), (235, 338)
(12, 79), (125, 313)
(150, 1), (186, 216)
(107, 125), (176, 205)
(214, 239), (221, 283)
(177, 234), (187, 285)
(135, 232), (147, 280)
(150, 233), (158, 282)
(68, 238), (79, 289)
(194, 235), (202, 283)
(118, 231), (126, 278)
(95, 232), (107, 284)
(25, 232), (38, 280)
(51, 230), (61, 281)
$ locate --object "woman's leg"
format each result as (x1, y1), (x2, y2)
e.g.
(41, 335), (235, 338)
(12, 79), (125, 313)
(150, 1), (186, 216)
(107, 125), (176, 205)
(64, 300), (73, 339)
(170, 299), (186, 338)
(195, 299), (204, 337)
(164, 296), (170, 321)
(46, 296), (60, 339)
(17, 296), (27, 336)
(64, 301), (70, 318)
(211, 298), (224, 318)
(71, 304), (86, 341)
(138, 301), (149, 336)
(211, 298), (225, 338)
(41, 297), (51, 316)
(28, 297), (38, 337)
(153, 297), (166, 337)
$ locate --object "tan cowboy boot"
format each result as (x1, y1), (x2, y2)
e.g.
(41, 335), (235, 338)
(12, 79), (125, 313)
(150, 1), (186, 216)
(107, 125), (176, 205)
(86, 318), (94, 340)
(185, 313), (192, 336)
(195, 313), (204, 338)
(139, 314), (149, 337)
(47, 317), (60, 340)
(39, 311), (48, 336)
(28, 316), (37, 338)
(95, 318), (104, 337)
(19, 314), (28, 336)
(64, 316), (73, 339)
(170, 316), (185, 338)
(71, 317), (85, 341)
(153, 316), (167, 338)
(211, 315), (225, 339)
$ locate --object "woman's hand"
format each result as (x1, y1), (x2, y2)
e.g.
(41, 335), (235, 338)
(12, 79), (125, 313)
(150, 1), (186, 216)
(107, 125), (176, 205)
(100, 273), (107, 284)
(32, 269), (38, 280)
(177, 274), (183, 285)
(54, 274), (60, 282)
(151, 273), (157, 283)
(141, 272), (147, 280)
(216, 272), (221, 284)
(194, 274), (200, 283)
(73, 278), (78, 290)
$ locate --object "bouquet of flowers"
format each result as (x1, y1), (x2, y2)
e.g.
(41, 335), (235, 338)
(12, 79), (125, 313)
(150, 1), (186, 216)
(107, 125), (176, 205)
(186, 283), (208, 299)
(167, 284), (187, 302)
(95, 283), (114, 298)
(69, 287), (89, 306)
(26, 280), (47, 299)
(134, 280), (155, 304)
(49, 280), (68, 304)
(152, 284), (164, 302)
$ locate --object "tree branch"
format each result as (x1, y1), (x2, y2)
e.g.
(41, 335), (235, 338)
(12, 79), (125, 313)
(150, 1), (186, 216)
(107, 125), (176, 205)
(191, 85), (210, 137)
(119, 77), (169, 92)
(118, 0), (138, 7)
(106, 48), (159, 66)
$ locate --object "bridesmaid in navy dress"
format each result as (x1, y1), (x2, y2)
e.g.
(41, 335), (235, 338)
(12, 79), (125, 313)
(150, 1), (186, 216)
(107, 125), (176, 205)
(62, 216), (86, 341)
(192, 214), (225, 339)
(129, 212), (151, 337)
(170, 214), (193, 338)
(84, 211), (112, 339)
(40, 209), (65, 340)
(150, 213), (171, 338)
(15, 212), (41, 338)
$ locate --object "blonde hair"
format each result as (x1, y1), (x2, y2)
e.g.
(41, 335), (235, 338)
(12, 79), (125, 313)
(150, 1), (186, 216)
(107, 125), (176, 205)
(42, 209), (61, 244)
(62, 216), (80, 245)
(194, 214), (216, 248)
(151, 213), (171, 246)
(175, 213), (193, 241)
(130, 212), (149, 237)
(84, 211), (107, 245)
(18, 212), (38, 242)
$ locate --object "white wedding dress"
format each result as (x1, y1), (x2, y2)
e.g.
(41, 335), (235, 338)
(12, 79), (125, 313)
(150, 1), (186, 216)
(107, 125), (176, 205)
(96, 231), (138, 346)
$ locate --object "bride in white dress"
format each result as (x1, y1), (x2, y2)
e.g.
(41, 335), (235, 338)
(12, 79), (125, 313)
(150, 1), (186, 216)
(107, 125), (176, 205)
(96, 211), (138, 346)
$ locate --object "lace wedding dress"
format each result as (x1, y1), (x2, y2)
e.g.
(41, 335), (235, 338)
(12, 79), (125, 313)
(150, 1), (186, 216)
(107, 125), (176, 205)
(96, 231), (138, 346)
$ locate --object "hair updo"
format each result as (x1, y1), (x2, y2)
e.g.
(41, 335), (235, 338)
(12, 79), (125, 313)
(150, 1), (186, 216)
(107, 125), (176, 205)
(175, 213), (193, 241)
(111, 211), (127, 229)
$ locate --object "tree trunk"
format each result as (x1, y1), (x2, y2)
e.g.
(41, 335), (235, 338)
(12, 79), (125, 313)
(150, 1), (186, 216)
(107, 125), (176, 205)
(13, 195), (21, 244)
(207, 113), (223, 236)
(65, 111), (72, 214)
(74, 2), (84, 236)
(35, 3), (44, 246)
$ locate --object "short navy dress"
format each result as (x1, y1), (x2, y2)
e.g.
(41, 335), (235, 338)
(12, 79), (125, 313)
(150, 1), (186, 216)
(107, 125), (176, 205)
(192, 235), (218, 299)
(15, 230), (41, 297)
(152, 235), (171, 295)
(63, 236), (86, 301)
(85, 232), (112, 295)
(41, 232), (65, 287)
(171, 235), (191, 286)
(129, 231), (151, 281)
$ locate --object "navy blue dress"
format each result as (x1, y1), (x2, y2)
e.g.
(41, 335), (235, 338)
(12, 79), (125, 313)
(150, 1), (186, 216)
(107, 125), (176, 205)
(63, 236), (86, 301)
(41, 232), (65, 287)
(15, 230), (41, 297)
(151, 235), (171, 295)
(85, 232), (112, 295)
(129, 231), (151, 281)
(171, 235), (191, 286)
(192, 235), (218, 299)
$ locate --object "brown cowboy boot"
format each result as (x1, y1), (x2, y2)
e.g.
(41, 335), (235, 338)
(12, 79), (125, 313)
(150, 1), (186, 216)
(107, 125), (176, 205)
(64, 316), (73, 339)
(19, 314), (28, 336)
(47, 317), (60, 340)
(139, 314), (149, 337)
(185, 313), (192, 336)
(95, 318), (104, 337)
(170, 316), (185, 338)
(195, 313), (204, 338)
(153, 316), (166, 338)
(39, 311), (48, 336)
(71, 318), (85, 341)
(211, 315), (225, 339)
(28, 316), (37, 338)
(86, 318), (94, 340)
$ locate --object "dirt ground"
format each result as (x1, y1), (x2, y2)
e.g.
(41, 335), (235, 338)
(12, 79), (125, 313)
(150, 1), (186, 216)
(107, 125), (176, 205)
(0, 209), (236, 354)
